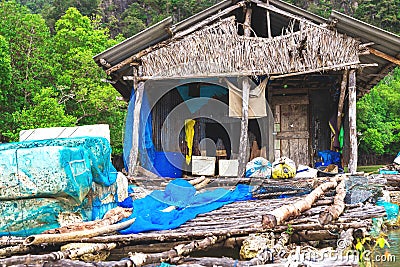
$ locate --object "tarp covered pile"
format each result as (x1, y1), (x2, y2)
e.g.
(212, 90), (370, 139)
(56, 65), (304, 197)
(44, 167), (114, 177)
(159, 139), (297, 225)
(0, 137), (124, 236)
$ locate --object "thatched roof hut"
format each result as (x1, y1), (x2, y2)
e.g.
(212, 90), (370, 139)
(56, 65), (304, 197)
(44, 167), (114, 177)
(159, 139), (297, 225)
(94, 0), (400, 177)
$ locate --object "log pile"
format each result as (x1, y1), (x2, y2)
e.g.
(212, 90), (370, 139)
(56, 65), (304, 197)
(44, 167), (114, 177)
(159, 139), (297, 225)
(0, 175), (389, 267)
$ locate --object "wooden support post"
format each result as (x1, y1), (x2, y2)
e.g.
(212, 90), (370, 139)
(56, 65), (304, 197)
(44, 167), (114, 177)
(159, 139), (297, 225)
(238, 6), (253, 178)
(337, 70), (348, 132)
(348, 69), (357, 174)
(129, 66), (145, 177)
(266, 0), (271, 38)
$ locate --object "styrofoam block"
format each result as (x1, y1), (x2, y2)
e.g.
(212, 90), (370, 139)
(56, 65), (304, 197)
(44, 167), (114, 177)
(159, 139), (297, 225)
(219, 159), (239, 177)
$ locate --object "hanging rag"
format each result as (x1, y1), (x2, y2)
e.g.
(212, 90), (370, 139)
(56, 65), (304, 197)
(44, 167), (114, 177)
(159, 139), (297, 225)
(185, 119), (196, 164)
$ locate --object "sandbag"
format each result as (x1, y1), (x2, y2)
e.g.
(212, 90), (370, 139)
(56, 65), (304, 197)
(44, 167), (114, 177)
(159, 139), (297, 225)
(272, 157), (296, 179)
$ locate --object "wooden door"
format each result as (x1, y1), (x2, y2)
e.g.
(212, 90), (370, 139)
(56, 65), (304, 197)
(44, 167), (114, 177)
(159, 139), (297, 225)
(272, 95), (310, 166)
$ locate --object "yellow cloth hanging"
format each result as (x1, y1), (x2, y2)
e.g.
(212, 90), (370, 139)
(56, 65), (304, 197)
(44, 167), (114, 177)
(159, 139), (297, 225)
(185, 119), (195, 164)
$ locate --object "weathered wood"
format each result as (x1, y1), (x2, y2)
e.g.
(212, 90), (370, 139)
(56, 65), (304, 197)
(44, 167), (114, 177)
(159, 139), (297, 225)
(128, 80), (144, 177)
(129, 236), (222, 267)
(348, 69), (357, 174)
(262, 175), (344, 228)
(0, 244), (33, 258)
(44, 207), (132, 234)
(105, 2), (245, 75)
(24, 218), (136, 246)
(337, 70), (349, 131)
(269, 61), (360, 80)
(271, 95), (309, 106)
(318, 178), (346, 224)
(237, 6), (253, 178)
(368, 47), (400, 66)
(0, 243), (117, 266)
(266, 0), (272, 38)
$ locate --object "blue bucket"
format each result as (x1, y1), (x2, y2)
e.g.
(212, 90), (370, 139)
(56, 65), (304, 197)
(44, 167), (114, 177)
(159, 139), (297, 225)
(153, 152), (184, 178)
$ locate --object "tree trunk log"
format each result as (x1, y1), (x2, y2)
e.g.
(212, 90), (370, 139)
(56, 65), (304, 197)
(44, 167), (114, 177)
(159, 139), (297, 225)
(318, 178), (346, 224)
(24, 218), (136, 246)
(237, 5), (253, 178)
(0, 243), (116, 266)
(132, 236), (222, 267)
(262, 175), (344, 228)
(44, 207), (132, 234)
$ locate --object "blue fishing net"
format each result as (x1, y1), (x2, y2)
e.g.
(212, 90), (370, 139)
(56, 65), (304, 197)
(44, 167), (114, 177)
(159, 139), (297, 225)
(0, 137), (119, 236)
(118, 179), (253, 234)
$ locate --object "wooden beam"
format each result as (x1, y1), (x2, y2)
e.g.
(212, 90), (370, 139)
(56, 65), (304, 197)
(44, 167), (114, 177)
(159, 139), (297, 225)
(238, 6), (253, 178)
(337, 70), (348, 132)
(129, 67), (145, 177)
(266, 0), (272, 38)
(368, 48), (400, 66)
(269, 61), (360, 80)
(105, 2), (245, 75)
(348, 69), (357, 174)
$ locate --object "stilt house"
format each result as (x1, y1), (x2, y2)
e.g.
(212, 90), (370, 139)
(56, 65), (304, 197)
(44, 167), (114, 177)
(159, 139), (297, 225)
(94, 0), (400, 177)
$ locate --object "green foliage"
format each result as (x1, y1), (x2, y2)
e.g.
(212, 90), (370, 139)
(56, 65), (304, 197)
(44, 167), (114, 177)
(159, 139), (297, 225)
(355, 0), (400, 35)
(0, 2), (125, 154)
(5, 87), (77, 141)
(357, 68), (400, 155)
(0, 35), (12, 90)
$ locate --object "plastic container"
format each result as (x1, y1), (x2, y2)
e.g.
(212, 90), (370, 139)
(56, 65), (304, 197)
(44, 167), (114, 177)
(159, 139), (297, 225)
(153, 152), (184, 178)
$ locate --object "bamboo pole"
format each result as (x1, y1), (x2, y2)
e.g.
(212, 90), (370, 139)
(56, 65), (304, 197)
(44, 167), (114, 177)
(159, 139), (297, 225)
(23, 218), (136, 246)
(348, 69), (357, 174)
(337, 70), (349, 131)
(238, 5), (253, 178)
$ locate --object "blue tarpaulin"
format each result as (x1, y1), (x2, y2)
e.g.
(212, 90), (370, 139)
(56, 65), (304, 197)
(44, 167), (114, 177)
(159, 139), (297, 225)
(118, 179), (253, 234)
(123, 87), (156, 172)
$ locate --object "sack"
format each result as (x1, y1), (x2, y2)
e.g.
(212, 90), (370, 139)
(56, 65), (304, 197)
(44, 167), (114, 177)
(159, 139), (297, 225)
(245, 157), (272, 178)
(272, 157), (296, 179)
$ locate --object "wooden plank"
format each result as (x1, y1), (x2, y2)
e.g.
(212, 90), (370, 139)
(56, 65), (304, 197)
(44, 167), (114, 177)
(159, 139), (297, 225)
(237, 6), (253, 178)
(274, 105), (280, 123)
(276, 131), (309, 139)
(337, 70), (349, 131)
(281, 139), (290, 158)
(348, 69), (357, 174)
(298, 139), (309, 165)
(289, 138), (299, 165)
(271, 95), (309, 106)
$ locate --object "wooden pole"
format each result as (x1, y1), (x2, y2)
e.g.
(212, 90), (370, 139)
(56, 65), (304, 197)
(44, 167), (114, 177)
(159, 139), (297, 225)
(368, 47), (400, 66)
(337, 70), (348, 131)
(348, 69), (357, 174)
(266, 0), (272, 38)
(129, 66), (144, 177)
(238, 5), (253, 178)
